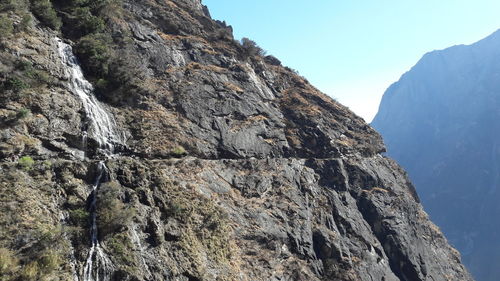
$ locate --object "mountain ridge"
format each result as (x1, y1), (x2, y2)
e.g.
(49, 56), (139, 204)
(0, 0), (471, 280)
(372, 28), (500, 281)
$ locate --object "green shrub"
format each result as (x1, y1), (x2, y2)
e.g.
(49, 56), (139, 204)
(5, 227), (64, 281)
(29, 227), (64, 256)
(18, 13), (32, 31)
(71, 6), (105, 35)
(29, 0), (61, 30)
(18, 156), (34, 170)
(47, 0), (135, 104)
(13, 59), (52, 85)
(0, 0), (16, 12)
(97, 181), (135, 238)
(95, 78), (108, 91)
(168, 189), (233, 271)
(171, 146), (186, 157)
(16, 108), (30, 119)
(41, 160), (52, 169)
(4, 77), (30, 92)
(0, 248), (18, 278)
(69, 207), (89, 227)
(54, 0), (122, 36)
(52, 0), (135, 103)
(26, 69), (52, 84)
(74, 33), (111, 77)
(17, 250), (60, 280)
(15, 59), (33, 71)
(107, 56), (140, 86)
(56, 0), (113, 11)
(37, 250), (60, 275)
(96, 55), (144, 103)
(18, 262), (39, 280)
(33, 69), (51, 83)
(106, 232), (135, 265)
(0, 14), (13, 37)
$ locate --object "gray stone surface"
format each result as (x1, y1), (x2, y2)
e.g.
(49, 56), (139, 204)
(0, 0), (472, 280)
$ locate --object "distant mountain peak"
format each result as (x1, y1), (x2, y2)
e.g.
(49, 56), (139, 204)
(372, 28), (500, 281)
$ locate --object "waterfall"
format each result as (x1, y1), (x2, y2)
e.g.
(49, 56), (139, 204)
(56, 38), (122, 155)
(57, 38), (120, 281)
(83, 162), (114, 281)
(130, 224), (152, 279)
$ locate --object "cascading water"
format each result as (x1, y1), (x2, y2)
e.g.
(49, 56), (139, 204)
(83, 161), (114, 281)
(57, 38), (122, 281)
(56, 38), (122, 154)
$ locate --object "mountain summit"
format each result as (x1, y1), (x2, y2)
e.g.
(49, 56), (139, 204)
(0, 0), (471, 280)
(372, 29), (500, 281)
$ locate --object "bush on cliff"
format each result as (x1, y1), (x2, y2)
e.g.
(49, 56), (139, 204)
(29, 0), (61, 30)
(18, 155), (34, 170)
(241, 37), (266, 58)
(0, 248), (18, 279)
(16, 108), (30, 119)
(74, 33), (111, 77)
(0, 14), (13, 37)
(0, 0), (18, 12)
(97, 181), (135, 238)
(63, 6), (105, 37)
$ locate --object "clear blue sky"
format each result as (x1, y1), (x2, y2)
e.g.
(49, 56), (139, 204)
(203, 0), (500, 122)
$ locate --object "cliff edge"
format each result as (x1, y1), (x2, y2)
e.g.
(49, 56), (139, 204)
(0, 0), (471, 280)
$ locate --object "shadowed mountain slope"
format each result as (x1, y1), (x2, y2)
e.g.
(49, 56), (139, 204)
(372, 29), (500, 281)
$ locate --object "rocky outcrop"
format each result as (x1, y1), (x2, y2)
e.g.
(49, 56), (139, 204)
(372, 29), (500, 281)
(0, 0), (471, 280)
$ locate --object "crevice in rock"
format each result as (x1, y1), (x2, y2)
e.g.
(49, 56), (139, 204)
(356, 192), (421, 281)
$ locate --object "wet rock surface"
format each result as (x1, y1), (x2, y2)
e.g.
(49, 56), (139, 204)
(0, 0), (471, 280)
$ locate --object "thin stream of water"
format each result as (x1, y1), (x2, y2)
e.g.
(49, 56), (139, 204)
(82, 162), (114, 281)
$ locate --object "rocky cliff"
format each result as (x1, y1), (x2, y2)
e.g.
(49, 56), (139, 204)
(0, 0), (471, 280)
(372, 29), (500, 281)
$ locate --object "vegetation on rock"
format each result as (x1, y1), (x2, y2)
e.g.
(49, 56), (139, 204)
(29, 0), (60, 30)
(240, 37), (266, 58)
(0, 0), (474, 280)
(17, 155), (34, 170)
(97, 181), (136, 238)
(171, 146), (187, 157)
(0, 14), (13, 37)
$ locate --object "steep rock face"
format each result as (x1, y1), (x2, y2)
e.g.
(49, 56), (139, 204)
(372, 30), (500, 281)
(0, 0), (471, 280)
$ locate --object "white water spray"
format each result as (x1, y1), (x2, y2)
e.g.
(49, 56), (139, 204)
(57, 38), (121, 281)
(57, 38), (122, 153)
(130, 224), (152, 279)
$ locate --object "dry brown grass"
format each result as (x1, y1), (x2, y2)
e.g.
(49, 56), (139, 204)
(361, 186), (389, 195)
(429, 222), (441, 233)
(185, 62), (227, 74)
(201, 47), (217, 55)
(285, 128), (302, 147)
(164, 0), (199, 23)
(350, 256), (361, 264)
(229, 114), (268, 132)
(335, 137), (356, 147)
(224, 82), (243, 93)
(158, 31), (208, 45)
(282, 89), (324, 116)
(417, 209), (429, 221)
